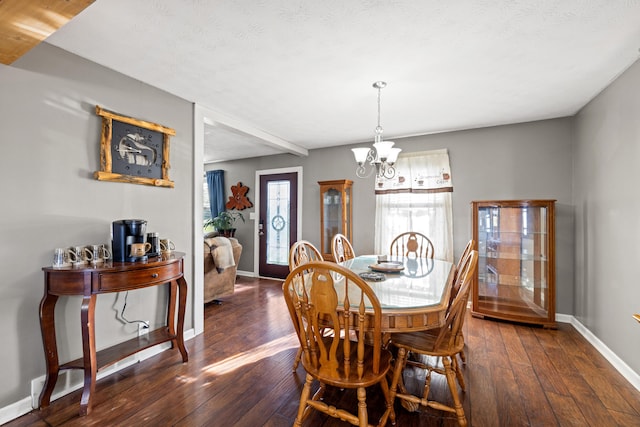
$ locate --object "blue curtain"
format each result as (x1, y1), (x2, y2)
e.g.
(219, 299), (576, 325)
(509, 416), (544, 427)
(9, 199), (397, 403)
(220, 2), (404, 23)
(206, 170), (225, 219)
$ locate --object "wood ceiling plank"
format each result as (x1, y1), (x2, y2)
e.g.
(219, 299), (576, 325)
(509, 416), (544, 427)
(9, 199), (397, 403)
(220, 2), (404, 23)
(0, 0), (94, 65)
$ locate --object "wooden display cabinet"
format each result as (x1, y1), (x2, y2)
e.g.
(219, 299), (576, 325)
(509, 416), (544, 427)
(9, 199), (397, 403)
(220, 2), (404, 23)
(471, 200), (556, 328)
(318, 179), (353, 261)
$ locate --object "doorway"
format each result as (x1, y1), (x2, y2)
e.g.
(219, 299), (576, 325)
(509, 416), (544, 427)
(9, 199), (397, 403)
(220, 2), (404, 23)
(256, 168), (301, 279)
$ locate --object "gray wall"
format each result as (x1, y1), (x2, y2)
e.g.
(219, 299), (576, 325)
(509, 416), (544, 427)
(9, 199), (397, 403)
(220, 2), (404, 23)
(573, 59), (640, 374)
(210, 118), (574, 316)
(0, 43), (195, 407)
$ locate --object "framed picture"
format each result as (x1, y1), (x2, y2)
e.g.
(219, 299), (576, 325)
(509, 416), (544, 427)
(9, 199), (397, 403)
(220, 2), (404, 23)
(94, 106), (175, 188)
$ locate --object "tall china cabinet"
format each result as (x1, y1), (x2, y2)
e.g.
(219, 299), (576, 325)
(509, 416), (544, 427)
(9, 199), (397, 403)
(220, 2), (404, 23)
(318, 180), (353, 261)
(471, 199), (556, 328)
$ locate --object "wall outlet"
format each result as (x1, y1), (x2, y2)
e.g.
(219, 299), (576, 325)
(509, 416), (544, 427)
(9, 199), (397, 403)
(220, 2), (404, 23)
(138, 321), (149, 337)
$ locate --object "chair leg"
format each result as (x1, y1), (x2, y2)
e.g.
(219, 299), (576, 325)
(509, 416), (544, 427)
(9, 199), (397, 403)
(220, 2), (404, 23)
(389, 347), (418, 412)
(356, 387), (368, 427)
(388, 347), (407, 405)
(452, 354), (466, 391)
(378, 375), (396, 426)
(443, 356), (467, 427)
(292, 347), (302, 371)
(294, 373), (313, 427)
(458, 348), (466, 364)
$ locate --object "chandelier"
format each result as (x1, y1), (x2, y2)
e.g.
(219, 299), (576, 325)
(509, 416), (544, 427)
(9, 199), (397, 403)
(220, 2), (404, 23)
(351, 81), (401, 180)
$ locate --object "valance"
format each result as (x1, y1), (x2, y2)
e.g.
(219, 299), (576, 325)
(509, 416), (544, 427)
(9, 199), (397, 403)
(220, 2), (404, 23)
(375, 148), (453, 194)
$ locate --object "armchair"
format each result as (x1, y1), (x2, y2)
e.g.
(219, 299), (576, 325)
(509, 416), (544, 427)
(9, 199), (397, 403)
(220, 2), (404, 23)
(203, 234), (242, 304)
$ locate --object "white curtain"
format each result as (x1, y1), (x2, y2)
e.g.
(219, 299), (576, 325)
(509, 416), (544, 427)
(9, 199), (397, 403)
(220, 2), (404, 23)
(374, 149), (454, 261)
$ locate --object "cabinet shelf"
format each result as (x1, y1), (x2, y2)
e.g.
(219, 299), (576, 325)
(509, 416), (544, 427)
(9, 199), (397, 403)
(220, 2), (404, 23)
(472, 199), (556, 328)
(479, 231), (548, 236)
(479, 274), (548, 288)
(481, 253), (548, 262)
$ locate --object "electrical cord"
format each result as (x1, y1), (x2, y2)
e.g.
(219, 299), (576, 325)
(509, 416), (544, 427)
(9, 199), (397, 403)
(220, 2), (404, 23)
(118, 291), (149, 329)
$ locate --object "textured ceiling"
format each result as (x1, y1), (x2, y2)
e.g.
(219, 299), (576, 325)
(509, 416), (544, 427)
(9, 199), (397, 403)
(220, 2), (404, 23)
(44, 0), (640, 162)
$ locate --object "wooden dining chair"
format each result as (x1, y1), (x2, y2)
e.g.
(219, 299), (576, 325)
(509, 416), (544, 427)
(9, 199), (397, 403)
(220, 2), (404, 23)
(287, 240), (324, 371)
(283, 261), (395, 427)
(450, 239), (475, 364)
(452, 239), (475, 287)
(389, 250), (478, 427)
(389, 232), (435, 259)
(289, 240), (323, 271)
(331, 233), (355, 262)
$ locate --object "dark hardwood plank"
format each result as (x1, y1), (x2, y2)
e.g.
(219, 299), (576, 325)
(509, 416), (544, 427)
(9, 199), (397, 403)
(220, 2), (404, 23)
(498, 322), (531, 366)
(6, 276), (640, 426)
(467, 363), (500, 426)
(556, 367), (618, 427)
(517, 326), (569, 395)
(492, 365), (530, 427)
(511, 364), (557, 426)
(544, 391), (588, 426)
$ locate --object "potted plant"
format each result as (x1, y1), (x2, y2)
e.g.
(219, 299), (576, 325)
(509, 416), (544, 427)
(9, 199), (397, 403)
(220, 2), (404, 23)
(205, 210), (245, 237)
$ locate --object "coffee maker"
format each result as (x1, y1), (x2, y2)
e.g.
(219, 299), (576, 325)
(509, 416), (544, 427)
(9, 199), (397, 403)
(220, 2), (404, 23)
(112, 219), (148, 262)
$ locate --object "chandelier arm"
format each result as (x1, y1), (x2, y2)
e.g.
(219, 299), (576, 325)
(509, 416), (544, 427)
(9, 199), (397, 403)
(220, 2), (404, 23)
(382, 164), (397, 179)
(355, 163), (375, 178)
(366, 148), (376, 164)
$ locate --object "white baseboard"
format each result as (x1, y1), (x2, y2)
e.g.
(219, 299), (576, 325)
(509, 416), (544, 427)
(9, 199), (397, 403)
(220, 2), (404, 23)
(0, 397), (32, 426)
(564, 315), (640, 391)
(236, 269), (255, 277)
(0, 328), (195, 425)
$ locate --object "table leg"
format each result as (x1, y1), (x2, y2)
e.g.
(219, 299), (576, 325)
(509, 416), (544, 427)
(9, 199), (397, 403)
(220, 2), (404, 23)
(38, 291), (59, 408)
(79, 294), (97, 416)
(175, 277), (188, 362)
(167, 281), (177, 339)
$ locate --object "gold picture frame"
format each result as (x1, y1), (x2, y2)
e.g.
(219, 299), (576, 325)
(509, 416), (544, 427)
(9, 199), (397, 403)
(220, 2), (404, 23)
(94, 105), (175, 188)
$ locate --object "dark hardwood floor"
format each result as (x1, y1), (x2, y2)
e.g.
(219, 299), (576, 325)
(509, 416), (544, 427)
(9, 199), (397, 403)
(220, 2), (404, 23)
(9, 276), (640, 426)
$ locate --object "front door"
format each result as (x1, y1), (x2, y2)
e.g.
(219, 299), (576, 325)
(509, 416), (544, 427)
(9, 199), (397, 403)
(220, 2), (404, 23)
(258, 171), (298, 278)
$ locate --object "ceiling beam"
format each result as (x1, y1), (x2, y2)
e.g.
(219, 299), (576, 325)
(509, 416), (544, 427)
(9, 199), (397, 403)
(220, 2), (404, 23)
(203, 110), (308, 158)
(0, 0), (94, 65)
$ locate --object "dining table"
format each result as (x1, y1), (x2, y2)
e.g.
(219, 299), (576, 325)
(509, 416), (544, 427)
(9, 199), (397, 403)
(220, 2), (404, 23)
(338, 255), (455, 333)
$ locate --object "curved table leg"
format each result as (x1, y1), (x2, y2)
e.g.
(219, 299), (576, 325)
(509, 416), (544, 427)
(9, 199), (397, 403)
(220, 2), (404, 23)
(79, 294), (97, 416)
(39, 291), (59, 408)
(175, 277), (188, 362)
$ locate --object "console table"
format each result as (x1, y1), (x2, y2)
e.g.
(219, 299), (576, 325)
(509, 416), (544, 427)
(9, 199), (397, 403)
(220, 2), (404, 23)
(39, 252), (189, 416)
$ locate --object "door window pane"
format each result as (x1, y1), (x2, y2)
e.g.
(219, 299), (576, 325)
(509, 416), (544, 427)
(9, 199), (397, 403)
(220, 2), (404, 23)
(266, 180), (290, 265)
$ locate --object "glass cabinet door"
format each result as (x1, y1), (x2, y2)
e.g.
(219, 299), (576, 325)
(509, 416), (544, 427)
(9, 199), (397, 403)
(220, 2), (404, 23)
(323, 188), (343, 254)
(319, 180), (353, 261)
(472, 200), (556, 327)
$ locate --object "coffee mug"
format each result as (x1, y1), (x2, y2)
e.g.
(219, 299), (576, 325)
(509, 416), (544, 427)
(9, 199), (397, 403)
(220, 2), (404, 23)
(72, 246), (93, 265)
(130, 242), (151, 257)
(160, 239), (175, 253)
(90, 244), (112, 264)
(101, 244), (112, 260)
(147, 232), (160, 255)
(53, 248), (69, 267)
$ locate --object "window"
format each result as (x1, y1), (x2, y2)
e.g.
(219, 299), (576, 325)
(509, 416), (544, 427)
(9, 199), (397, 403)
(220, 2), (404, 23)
(374, 149), (454, 261)
(203, 180), (212, 223)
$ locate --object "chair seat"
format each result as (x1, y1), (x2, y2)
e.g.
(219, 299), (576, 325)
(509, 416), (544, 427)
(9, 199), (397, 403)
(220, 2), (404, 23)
(301, 337), (393, 389)
(392, 329), (464, 357)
